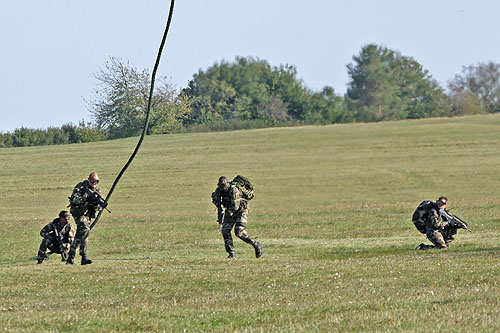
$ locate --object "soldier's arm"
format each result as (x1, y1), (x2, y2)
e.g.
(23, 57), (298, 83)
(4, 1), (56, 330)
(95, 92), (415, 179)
(211, 188), (221, 206)
(95, 187), (104, 199)
(71, 186), (85, 206)
(227, 186), (241, 215)
(60, 223), (70, 237)
(430, 209), (448, 229)
(40, 223), (52, 238)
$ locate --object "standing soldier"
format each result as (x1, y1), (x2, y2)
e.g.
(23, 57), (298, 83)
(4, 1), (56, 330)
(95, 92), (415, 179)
(66, 172), (104, 265)
(211, 176), (263, 259)
(36, 210), (75, 264)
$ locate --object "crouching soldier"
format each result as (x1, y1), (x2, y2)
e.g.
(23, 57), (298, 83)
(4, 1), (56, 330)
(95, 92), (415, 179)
(37, 210), (75, 264)
(413, 196), (459, 250)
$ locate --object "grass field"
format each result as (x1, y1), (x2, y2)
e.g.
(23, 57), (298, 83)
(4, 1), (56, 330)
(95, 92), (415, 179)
(1, 115), (499, 332)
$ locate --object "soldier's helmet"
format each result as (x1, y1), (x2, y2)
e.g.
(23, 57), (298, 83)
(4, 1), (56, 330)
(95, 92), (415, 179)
(436, 196), (448, 207)
(88, 172), (100, 188)
(217, 176), (228, 190)
(59, 210), (71, 223)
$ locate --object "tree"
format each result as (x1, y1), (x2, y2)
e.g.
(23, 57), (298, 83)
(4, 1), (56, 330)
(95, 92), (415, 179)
(448, 90), (485, 116)
(346, 44), (450, 122)
(308, 87), (346, 123)
(0, 133), (13, 148)
(346, 45), (402, 122)
(87, 57), (191, 139)
(182, 56), (343, 125)
(448, 61), (500, 114)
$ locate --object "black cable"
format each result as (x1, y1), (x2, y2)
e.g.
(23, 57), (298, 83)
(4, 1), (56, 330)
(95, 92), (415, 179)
(90, 0), (175, 230)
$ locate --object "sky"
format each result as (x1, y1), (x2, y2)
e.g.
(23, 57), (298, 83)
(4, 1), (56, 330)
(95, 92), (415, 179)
(1, 0), (499, 133)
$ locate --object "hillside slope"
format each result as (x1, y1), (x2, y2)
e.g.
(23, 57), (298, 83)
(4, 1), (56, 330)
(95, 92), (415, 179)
(1, 115), (499, 331)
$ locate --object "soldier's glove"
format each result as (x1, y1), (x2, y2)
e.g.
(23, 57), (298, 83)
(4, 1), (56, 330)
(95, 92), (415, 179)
(448, 219), (463, 229)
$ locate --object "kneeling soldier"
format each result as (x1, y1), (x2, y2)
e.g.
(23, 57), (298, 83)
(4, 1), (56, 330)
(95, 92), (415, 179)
(37, 211), (75, 264)
(413, 196), (460, 250)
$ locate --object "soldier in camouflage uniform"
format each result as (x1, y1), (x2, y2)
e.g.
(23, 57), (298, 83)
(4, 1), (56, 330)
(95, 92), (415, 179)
(37, 210), (75, 264)
(66, 172), (104, 265)
(413, 196), (458, 250)
(211, 176), (263, 259)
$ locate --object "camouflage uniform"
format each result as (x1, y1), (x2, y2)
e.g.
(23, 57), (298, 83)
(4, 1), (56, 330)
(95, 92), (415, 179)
(211, 183), (261, 257)
(67, 180), (102, 261)
(412, 200), (455, 249)
(37, 218), (75, 262)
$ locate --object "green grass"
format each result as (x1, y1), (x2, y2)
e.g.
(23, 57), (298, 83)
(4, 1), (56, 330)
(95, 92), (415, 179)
(1, 114), (499, 331)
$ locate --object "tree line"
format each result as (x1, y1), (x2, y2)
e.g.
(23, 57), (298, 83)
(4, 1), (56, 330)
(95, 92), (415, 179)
(2, 43), (500, 148)
(0, 122), (104, 148)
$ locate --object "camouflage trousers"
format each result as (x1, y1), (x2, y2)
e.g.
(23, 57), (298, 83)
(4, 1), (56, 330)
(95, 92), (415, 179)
(68, 215), (91, 258)
(37, 237), (72, 261)
(426, 228), (458, 249)
(221, 209), (255, 254)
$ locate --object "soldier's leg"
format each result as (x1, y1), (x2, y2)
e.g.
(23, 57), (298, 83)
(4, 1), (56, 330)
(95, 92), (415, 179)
(234, 209), (254, 244)
(426, 230), (448, 249)
(62, 228), (75, 257)
(68, 219), (82, 259)
(76, 216), (92, 265)
(441, 228), (457, 245)
(37, 238), (52, 263)
(221, 213), (235, 256)
(68, 216), (91, 264)
(234, 209), (262, 258)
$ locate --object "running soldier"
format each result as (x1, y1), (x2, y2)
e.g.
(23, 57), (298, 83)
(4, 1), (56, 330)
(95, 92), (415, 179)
(211, 176), (262, 259)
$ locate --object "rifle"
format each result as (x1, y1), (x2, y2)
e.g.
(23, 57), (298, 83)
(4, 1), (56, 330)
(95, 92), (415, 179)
(440, 209), (472, 232)
(217, 194), (224, 227)
(83, 186), (111, 213)
(52, 224), (68, 261)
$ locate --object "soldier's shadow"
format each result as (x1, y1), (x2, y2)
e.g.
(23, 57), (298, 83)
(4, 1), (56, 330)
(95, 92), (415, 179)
(28, 252), (61, 261)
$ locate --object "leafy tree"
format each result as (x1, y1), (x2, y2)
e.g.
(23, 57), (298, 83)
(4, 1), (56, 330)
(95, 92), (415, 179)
(11, 127), (36, 147)
(346, 44), (450, 121)
(313, 86), (350, 123)
(182, 56), (343, 125)
(46, 127), (69, 145)
(448, 91), (485, 116)
(72, 121), (106, 143)
(448, 61), (500, 113)
(87, 57), (191, 139)
(0, 133), (13, 148)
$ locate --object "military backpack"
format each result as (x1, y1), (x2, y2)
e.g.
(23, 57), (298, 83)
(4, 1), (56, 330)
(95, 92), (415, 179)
(231, 175), (254, 200)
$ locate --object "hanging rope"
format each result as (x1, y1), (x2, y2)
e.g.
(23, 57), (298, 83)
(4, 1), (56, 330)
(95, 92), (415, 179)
(90, 0), (175, 230)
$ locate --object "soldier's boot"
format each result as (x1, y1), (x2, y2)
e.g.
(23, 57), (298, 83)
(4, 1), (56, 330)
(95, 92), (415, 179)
(252, 241), (263, 258)
(81, 256), (93, 265)
(415, 243), (435, 250)
(36, 252), (45, 264)
(227, 252), (236, 259)
(66, 254), (75, 265)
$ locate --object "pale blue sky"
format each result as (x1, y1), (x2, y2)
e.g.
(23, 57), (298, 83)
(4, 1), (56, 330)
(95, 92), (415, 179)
(1, 0), (499, 132)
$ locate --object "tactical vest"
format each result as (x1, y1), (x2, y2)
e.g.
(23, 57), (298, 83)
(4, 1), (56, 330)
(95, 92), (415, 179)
(69, 180), (100, 217)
